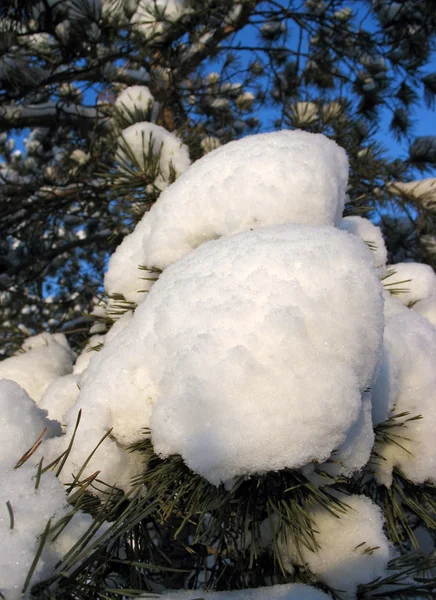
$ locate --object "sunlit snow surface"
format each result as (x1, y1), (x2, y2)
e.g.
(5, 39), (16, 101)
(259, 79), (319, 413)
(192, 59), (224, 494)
(106, 129), (348, 303)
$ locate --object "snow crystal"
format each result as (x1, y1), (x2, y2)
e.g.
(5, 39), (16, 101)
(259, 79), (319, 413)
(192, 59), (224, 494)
(114, 85), (158, 121)
(0, 333), (75, 401)
(339, 216), (387, 276)
(106, 130), (349, 303)
(154, 583), (332, 599)
(84, 224), (383, 485)
(412, 295), (436, 328)
(385, 262), (436, 306)
(373, 295), (436, 486)
(116, 121), (191, 190)
(279, 495), (393, 598)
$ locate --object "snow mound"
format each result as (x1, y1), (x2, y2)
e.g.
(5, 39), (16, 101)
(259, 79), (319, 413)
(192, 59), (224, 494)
(114, 85), (157, 121)
(339, 216), (387, 275)
(385, 262), (436, 306)
(106, 130), (349, 303)
(81, 224), (383, 485)
(0, 333), (75, 402)
(116, 122), (191, 190)
(373, 296), (436, 486)
(279, 495), (393, 598)
(154, 583), (332, 599)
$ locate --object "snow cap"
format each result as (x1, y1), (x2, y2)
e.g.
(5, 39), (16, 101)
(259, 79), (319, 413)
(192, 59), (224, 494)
(84, 224), (383, 485)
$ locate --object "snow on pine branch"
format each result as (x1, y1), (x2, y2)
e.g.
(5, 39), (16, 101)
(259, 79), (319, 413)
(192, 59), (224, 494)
(1, 129), (436, 599)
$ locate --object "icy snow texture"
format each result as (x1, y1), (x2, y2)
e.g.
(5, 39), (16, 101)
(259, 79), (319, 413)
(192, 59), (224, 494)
(0, 333), (74, 401)
(106, 130), (349, 303)
(116, 122), (191, 190)
(154, 584), (332, 599)
(373, 296), (436, 485)
(339, 216), (388, 275)
(115, 85), (158, 121)
(412, 296), (436, 328)
(386, 262), (436, 306)
(83, 225), (383, 485)
(279, 495), (393, 598)
(131, 0), (189, 39)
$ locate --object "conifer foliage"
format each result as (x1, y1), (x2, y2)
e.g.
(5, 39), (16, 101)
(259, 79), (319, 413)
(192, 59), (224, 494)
(0, 2), (436, 600)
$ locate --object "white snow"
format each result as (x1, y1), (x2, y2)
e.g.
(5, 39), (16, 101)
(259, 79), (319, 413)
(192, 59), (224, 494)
(83, 224), (383, 485)
(153, 584), (332, 599)
(131, 0), (189, 39)
(0, 380), (105, 599)
(0, 379), (60, 470)
(0, 467), (69, 599)
(278, 495), (394, 598)
(116, 121), (191, 190)
(385, 262), (436, 306)
(339, 216), (388, 276)
(114, 85), (158, 121)
(411, 295), (436, 328)
(73, 334), (105, 374)
(106, 130), (349, 303)
(306, 392), (374, 483)
(38, 374), (81, 424)
(373, 295), (436, 486)
(0, 333), (75, 402)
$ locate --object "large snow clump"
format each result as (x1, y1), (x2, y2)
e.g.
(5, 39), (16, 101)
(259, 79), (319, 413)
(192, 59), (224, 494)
(69, 224), (383, 486)
(106, 129), (349, 303)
